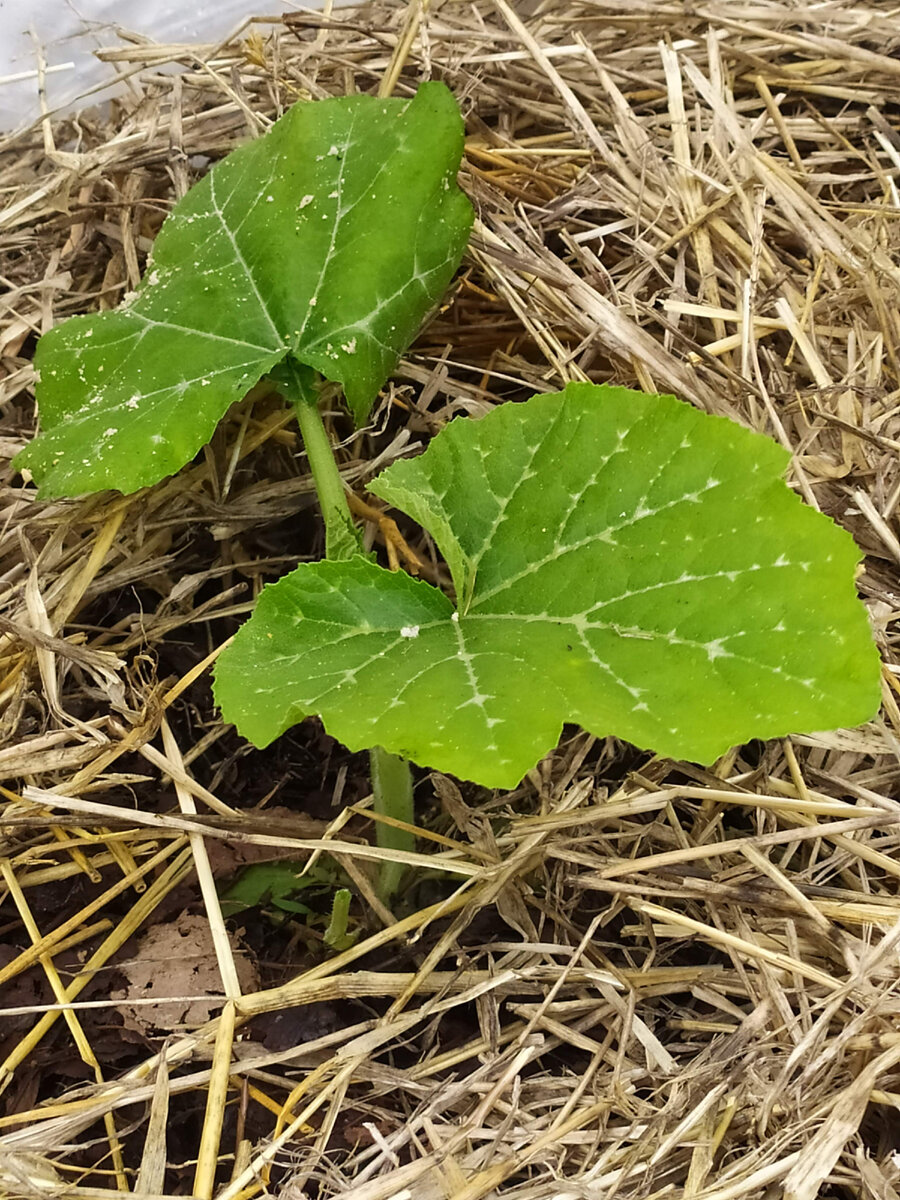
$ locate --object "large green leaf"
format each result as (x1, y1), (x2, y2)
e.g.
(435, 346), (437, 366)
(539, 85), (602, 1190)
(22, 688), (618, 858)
(17, 83), (472, 498)
(214, 384), (881, 788)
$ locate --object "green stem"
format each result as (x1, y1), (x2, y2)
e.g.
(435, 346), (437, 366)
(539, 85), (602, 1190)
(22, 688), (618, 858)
(280, 358), (416, 902)
(287, 362), (361, 562)
(324, 888), (355, 950)
(370, 743), (415, 902)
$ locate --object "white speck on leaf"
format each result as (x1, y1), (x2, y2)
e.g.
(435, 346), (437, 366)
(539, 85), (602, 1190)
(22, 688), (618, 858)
(400, 626), (420, 639)
(704, 638), (728, 661)
(299, 194), (314, 208)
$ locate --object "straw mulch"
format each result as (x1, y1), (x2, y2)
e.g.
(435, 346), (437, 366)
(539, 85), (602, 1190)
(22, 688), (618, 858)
(2, 0), (900, 1196)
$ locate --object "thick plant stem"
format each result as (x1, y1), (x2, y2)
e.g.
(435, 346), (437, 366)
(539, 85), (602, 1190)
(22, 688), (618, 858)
(289, 364), (360, 562)
(370, 744), (415, 901)
(284, 360), (416, 901)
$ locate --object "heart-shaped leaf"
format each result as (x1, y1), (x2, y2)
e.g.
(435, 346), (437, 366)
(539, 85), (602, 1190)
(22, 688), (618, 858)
(214, 384), (881, 787)
(16, 83), (472, 498)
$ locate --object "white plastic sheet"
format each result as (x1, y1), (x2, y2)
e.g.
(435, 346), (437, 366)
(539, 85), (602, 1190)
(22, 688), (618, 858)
(0, 0), (320, 129)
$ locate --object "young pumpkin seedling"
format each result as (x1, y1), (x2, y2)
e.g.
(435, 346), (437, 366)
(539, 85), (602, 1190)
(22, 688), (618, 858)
(17, 85), (881, 889)
(17, 83), (474, 897)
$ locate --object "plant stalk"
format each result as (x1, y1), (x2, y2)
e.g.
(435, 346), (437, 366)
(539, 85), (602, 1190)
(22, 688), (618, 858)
(288, 362), (360, 562)
(284, 359), (416, 901)
(369, 743), (415, 901)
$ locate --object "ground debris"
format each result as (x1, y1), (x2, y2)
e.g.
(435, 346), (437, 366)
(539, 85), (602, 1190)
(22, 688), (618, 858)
(111, 912), (258, 1035)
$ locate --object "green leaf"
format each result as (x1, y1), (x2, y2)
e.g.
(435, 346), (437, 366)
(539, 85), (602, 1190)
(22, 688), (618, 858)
(16, 83), (472, 498)
(214, 384), (881, 788)
(218, 861), (315, 918)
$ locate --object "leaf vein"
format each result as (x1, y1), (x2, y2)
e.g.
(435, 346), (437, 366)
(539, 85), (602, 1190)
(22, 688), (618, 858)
(203, 168), (284, 348)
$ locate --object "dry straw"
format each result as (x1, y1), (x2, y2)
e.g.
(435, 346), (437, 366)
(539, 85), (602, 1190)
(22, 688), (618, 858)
(2, 0), (900, 1197)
